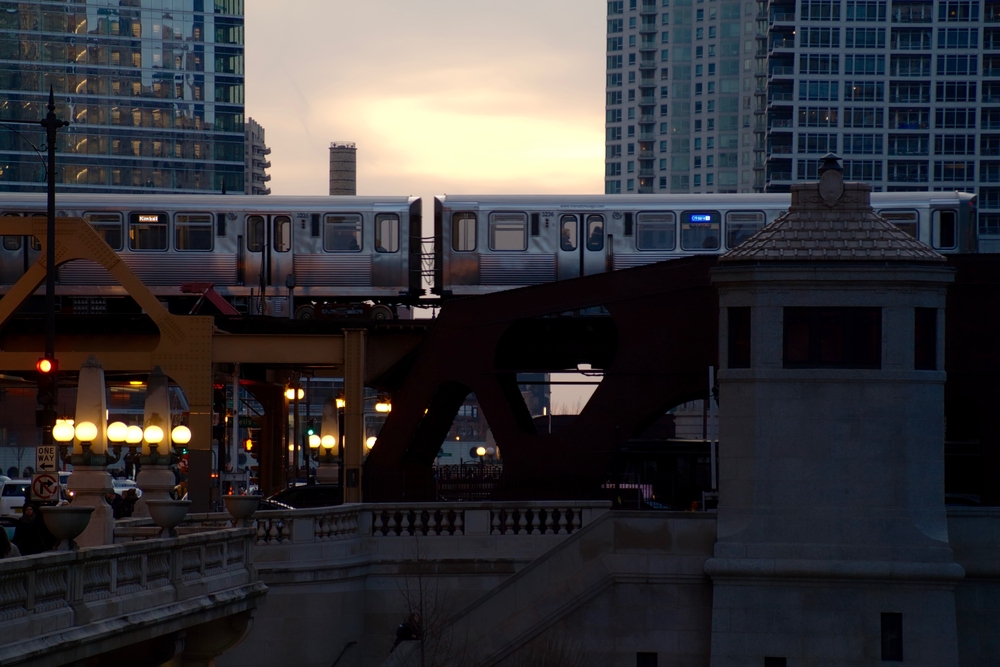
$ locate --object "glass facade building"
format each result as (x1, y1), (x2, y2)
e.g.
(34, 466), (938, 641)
(0, 0), (245, 194)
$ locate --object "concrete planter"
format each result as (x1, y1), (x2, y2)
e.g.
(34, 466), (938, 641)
(40, 505), (95, 550)
(145, 499), (191, 537)
(224, 495), (260, 523)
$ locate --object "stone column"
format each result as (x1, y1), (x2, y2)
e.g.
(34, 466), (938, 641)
(135, 366), (176, 516)
(67, 355), (114, 547)
(343, 329), (366, 502)
(316, 396), (340, 484)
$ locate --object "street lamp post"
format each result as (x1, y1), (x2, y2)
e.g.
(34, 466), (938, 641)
(1, 88), (69, 443)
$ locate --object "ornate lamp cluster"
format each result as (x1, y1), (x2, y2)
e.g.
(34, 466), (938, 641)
(52, 418), (190, 467)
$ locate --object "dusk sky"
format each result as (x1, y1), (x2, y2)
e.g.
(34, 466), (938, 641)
(245, 1), (606, 198)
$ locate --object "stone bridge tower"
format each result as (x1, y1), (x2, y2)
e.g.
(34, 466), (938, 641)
(708, 157), (962, 666)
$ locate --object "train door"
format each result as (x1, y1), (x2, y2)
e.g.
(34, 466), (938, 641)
(372, 209), (402, 286)
(244, 213), (293, 289)
(557, 213), (607, 280)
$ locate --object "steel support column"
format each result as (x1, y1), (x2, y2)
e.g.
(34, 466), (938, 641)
(343, 328), (366, 502)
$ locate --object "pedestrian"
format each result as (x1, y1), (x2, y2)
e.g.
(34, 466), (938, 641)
(22, 466), (33, 478)
(0, 526), (20, 558)
(121, 489), (139, 517)
(104, 490), (125, 519)
(13, 502), (55, 555)
(5, 466), (17, 478)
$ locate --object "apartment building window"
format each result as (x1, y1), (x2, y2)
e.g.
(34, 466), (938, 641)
(799, 80), (839, 101)
(800, 54), (840, 74)
(890, 82), (930, 103)
(608, 109), (623, 123)
(982, 161), (1000, 182)
(608, 127), (623, 141)
(846, 0), (886, 20)
(846, 81), (884, 101)
(846, 27), (886, 47)
(889, 108), (928, 129)
(844, 107), (884, 128)
(607, 145), (623, 158)
(984, 82), (1000, 103)
(892, 3), (933, 22)
(844, 160), (883, 180)
(609, 37), (624, 51)
(986, 27), (1000, 48)
(802, 0), (841, 20)
(801, 27), (840, 47)
(888, 135), (929, 155)
(608, 91), (623, 106)
(798, 133), (838, 153)
(938, 28), (978, 48)
(797, 158), (821, 179)
(608, 73), (623, 86)
(936, 82), (976, 102)
(934, 109), (976, 130)
(940, 1), (980, 21)
(979, 134), (1000, 157)
(845, 54), (883, 74)
(934, 161), (974, 181)
(609, 55), (624, 69)
(892, 28), (932, 49)
(609, 18), (624, 32)
(844, 133), (884, 154)
(799, 106), (839, 127)
(888, 160), (929, 181)
(985, 55), (1000, 75)
(890, 55), (929, 76)
(935, 134), (976, 155)
(606, 180), (622, 194)
(936, 55), (977, 76)
(982, 109), (1000, 129)
(607, 162), (623, 176)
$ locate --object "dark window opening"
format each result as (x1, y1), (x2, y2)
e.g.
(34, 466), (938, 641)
(764, 659), (787, 667)
(935, 210), (957, 249)
(915, 307), (937, 370)
(216, 212), (227, 237)
(783, 307), (882, 369)
(624, 212), (634, 236)
(728, 307), (752, 368)
(881, 612), (903, 661)
(310, 213), (320, 238)
(531, 213), (540, 236)
(636, 653), (658, 667)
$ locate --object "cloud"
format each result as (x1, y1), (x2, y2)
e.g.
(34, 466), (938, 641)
(246, 0), (606, 196)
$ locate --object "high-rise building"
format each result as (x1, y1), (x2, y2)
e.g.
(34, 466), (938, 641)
(244, 117), (270, 195)
(604, 0), (759, 195)
(0, 0), (246, 194)
(329, 141), (357, 195)
(606, 0), (1000, 245)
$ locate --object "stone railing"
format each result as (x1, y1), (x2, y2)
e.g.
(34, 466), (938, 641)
(117, 501), (609, 547)
(0, 528), (266, 666)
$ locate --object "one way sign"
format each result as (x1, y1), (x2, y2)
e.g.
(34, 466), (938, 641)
(36, 445), (57, 472)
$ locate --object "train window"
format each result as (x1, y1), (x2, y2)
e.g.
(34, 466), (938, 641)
(247, 215), (265, 252)
(375, 213), (399, 253)
(128, 213), (167, 251)
(216, 213), (226, 237)
(311, 214), (320, 238)
(636, 212), (676, 250)
(531, 213), (540, 236)
(489, 213), (528, 251)
(680, 211), (720, 251)
(879, 210), (918, 239)
(725, 211), (766, 248)
(624, 212), (634, 237)
(932, 210), (957, 249)
(273, 215), (291, 252)
(85, 213), (124, 251)
(453, 213), (477, 252)
(587, 215), (605, 251)
(323, 214), (362, 252)
(2, 236), (20, 251)
(175, 213), (213, 251)
(560, 215), (578, 251)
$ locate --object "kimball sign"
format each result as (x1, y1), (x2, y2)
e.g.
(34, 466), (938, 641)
(35, 445), (57, 472)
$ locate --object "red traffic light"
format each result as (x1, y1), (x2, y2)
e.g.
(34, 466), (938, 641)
(36, 358), (57, 374)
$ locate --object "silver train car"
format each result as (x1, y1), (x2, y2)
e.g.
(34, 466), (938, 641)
(0, 194), (422, 317)
(434, 192), (977, 296)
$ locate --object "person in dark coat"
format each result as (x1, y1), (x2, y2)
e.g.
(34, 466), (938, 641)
(12, 502), (55, 555)
(121, 489), (139, 518)
(0, 525), (20, 558)
(104, 490), (125, 519)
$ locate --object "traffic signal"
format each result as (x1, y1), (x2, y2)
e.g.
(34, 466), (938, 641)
(244, 437), (253, 452)
(306, 419), (316, 437)
(35, 357), (58, 428)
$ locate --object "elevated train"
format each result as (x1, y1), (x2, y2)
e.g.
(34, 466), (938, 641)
(0, 190), (978, 316)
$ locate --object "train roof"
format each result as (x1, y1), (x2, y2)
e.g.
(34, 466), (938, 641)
(0, 193), (418, 211)
(437, 191), (975, 208)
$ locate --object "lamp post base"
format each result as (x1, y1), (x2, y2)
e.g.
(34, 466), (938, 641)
(134, 464), (177, 517)
(316, 463), (339, 484)
(66, 465), (114, 547)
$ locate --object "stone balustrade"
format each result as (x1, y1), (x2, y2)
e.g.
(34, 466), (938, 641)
(0, 528), (266, 667)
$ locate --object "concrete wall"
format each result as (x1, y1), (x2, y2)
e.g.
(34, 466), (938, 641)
(948, 509), (1000, 667)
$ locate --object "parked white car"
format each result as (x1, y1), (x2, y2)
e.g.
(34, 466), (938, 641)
(0, 479), (29, 517)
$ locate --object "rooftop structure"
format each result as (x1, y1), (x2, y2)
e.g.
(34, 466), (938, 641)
(329, 141), (356, 195)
